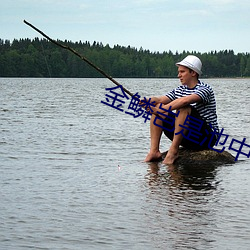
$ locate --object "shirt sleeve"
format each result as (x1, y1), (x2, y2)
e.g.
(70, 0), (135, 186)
(195, 86), (212, 104)
(166, 89), (177, 101)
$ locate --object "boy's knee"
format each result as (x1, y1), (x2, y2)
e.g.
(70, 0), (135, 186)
(177, 105), (192, 114)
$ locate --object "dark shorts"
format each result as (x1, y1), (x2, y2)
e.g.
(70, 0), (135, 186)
(162, 106), (217, 150)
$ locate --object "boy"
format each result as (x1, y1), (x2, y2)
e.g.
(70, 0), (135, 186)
(143, 55), (219, 164)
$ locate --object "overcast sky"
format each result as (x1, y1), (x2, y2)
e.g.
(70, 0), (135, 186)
(1, 0), (250, 53)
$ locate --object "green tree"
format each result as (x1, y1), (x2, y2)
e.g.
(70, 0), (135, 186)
(244, 56), (250, 76)
(0, 37), (249, 78)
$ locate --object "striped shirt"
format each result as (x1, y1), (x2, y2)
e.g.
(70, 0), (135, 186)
(166, 80), (219, 132)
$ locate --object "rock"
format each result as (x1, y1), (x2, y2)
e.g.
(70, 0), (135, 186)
(161, 148), (235, 166)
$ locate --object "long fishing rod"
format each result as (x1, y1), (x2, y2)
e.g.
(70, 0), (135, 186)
(23, 20), (135, 97)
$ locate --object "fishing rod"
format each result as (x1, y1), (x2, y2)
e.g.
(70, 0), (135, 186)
(23, 20), (135, 97)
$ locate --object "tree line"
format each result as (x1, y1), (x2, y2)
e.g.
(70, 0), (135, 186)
(0, 38), (250, 78)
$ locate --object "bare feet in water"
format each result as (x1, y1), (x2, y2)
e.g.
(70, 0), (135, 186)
(163, 149), (179, 165)
(144, 150), (162, 162)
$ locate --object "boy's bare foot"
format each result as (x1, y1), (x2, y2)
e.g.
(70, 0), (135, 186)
(163, 149), (179, 165)
(144, 151), (162, 162)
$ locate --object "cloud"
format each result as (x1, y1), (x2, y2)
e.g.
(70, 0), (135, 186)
(206, 0), (237, 4)
(199, 0), (250, 10)
(133, 0), (168, 5)
(1, 0), (250, 53)
(79, 3), (89, 10)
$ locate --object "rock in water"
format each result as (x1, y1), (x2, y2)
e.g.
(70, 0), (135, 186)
(162, 148), (235, 166)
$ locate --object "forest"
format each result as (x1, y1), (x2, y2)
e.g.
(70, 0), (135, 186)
(0, 38), (250, 78)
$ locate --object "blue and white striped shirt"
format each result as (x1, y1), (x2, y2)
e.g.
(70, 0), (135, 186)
(166, 80), (219, 132)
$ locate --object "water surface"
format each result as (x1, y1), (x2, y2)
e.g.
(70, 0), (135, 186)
(1, 78), (250, 249)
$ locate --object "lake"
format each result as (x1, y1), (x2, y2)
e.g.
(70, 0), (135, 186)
(0, 78), (250, 249)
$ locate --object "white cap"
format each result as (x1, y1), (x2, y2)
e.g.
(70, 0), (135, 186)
(176, 55), (202, 75)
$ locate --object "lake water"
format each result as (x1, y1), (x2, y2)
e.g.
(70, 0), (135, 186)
(0, 78), (250, 250)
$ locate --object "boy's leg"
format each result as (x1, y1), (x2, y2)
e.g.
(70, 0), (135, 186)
(144, 113), (163, 162)
(163, 106), (191, 164)
(144, 105), (215, 164)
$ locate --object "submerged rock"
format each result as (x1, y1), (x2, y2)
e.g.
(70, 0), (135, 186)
(161, 148), (235, 166)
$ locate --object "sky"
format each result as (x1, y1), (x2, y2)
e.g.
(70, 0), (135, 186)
(1, 0), (250, 53)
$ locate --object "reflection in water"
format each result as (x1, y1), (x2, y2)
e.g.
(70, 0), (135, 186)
(147, 161), (220, 191)
(144, 162), (221, 249)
